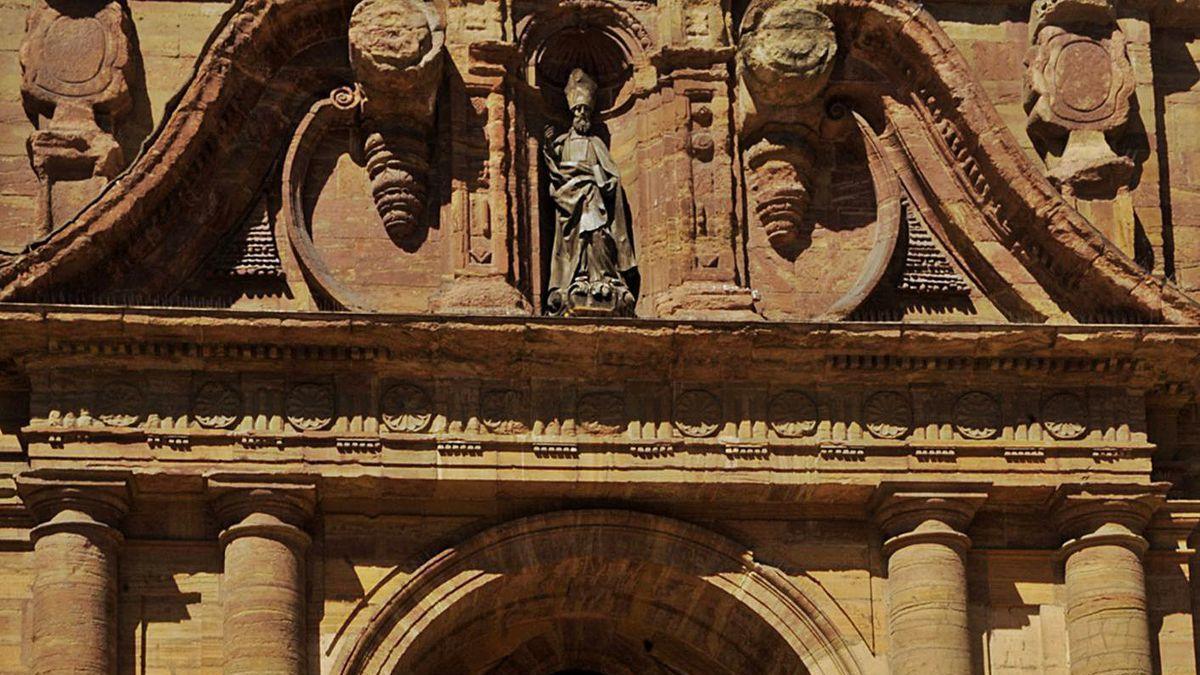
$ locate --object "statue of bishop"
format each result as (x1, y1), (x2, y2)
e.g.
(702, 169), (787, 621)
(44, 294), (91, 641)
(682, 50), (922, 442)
(543, 68), (638, 317)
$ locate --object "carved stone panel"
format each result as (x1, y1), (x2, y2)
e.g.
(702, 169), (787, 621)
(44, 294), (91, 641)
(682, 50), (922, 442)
(20, 0), (138, 234)
(1024, 0), (1136, 196)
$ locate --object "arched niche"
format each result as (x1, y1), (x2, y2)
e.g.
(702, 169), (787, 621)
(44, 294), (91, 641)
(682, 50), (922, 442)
(329, 510), (875, 675)
(515, 1), (654, 314)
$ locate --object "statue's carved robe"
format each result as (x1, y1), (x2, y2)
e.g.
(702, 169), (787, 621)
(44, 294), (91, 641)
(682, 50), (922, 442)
(544, 129), (636, 295)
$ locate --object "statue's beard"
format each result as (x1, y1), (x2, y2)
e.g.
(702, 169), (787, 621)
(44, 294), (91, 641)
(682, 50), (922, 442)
(572, 118), (590, 134)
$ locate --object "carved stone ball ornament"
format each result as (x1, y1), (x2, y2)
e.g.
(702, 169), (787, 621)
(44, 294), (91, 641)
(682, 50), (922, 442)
(348, 0), (444, 121)
(737, 0), (837, 108)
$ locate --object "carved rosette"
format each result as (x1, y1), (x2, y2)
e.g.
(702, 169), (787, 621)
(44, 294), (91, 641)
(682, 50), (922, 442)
(380, 383), (433, 433)
(1042, 392), (1088, 440)
(348, 0), (444, 241)
(481, 389), (529, 435)
(863, 391), (911, 440)
(194, 382), (242, 430)
(1024, 0), (1135, 196)
(577, 393), (626, 435)
(953, 392), (1001, 440)
(674, 390), (722, 438)
(768, 390), (819, 438)
(95, 382), (142, 428)
(286, 384), (335, 431)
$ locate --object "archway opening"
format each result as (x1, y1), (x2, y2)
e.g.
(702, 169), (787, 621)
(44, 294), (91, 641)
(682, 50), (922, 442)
(332, 511), (869, 675)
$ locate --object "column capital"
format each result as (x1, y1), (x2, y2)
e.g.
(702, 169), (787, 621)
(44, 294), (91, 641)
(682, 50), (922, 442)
(1049, 483), (1168, 558)
(206, 477), (316, 550)
(871, 484), (988, 556)
(1049, 483), (1167, 537)
(16, 471), (130, 545)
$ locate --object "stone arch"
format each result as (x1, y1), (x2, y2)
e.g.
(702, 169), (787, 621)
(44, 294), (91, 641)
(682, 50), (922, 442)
(330, 510), (874, 675)
(516, 0), (652, 115)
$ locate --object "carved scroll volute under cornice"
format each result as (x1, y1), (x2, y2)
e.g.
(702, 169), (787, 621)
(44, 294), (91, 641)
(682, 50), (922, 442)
(734, 0), (836, 257)
(348, 0), (444, 242)
(20, 0), (136, 236)
(1024, 0), (1136, 199)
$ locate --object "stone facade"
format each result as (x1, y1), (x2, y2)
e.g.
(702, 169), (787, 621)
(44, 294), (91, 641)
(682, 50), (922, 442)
(2, 0), (1200, 672)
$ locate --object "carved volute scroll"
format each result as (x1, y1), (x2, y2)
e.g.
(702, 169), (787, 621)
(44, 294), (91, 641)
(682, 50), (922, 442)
(1024, 0), (1136, 199)
(348, 0), (444, 242)
(20, 0), (136, 235)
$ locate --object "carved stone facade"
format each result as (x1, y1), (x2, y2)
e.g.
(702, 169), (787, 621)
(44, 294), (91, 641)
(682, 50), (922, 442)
(4, 0), (1200, 672)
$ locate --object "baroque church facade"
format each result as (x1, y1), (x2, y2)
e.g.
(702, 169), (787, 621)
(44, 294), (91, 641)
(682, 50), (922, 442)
(2, 0), (1200, 671)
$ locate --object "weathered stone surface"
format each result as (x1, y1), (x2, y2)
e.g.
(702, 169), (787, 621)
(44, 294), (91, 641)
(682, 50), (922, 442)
(3, 0), (1200, 672)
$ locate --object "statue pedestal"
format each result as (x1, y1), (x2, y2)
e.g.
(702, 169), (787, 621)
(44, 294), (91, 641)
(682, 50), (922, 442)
(550, 279), (636, 318)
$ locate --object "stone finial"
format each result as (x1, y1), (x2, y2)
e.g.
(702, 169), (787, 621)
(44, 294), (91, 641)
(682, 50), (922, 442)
(1024, 0), (1135, 198)
(347, 0), (444, 243)
(348, 0), (444, 124)
(736, 0), (836, 109)
(19, 0), (137, 234)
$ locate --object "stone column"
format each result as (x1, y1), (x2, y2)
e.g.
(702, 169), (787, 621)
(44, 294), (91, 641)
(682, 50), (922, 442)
(17, 474), (130, 675)
(874, 488), (985, 675)
(1051, 486), (1164, 675)
(209, 480), (315, 675)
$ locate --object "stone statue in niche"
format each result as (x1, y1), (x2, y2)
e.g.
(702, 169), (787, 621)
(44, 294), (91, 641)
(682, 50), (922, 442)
(543, 69), (637, 317)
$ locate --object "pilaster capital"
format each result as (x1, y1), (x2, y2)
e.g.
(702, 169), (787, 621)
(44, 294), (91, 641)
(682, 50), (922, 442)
(16, 471), (130, 546)
(871, 484), (988, 557)
(206, 476), (316, 550)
